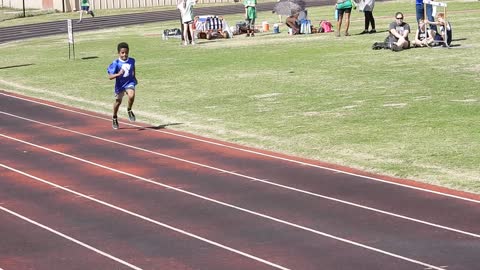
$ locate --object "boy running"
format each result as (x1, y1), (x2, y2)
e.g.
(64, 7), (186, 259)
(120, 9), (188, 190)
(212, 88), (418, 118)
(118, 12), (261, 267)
(78, 0), (95, 23)
(107, 42), (137, 130)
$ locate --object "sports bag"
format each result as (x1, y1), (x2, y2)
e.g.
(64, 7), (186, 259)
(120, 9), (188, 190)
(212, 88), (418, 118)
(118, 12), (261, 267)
(319, 20), (333, 33)
(300, 19), (312, 34)
(162, 28), (182, 40)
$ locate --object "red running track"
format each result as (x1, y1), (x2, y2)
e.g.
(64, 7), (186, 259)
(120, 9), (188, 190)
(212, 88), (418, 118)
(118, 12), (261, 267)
(1, 90), (479, 270)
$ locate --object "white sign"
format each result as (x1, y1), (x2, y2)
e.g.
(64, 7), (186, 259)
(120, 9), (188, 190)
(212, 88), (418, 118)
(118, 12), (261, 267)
(423, 0), (447, 7)
(67, 19), (74, 44)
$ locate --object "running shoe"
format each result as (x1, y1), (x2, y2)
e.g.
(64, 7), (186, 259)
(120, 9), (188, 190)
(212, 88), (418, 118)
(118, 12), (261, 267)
(112, 117), (119, 129)
(127, 110), (136, 122)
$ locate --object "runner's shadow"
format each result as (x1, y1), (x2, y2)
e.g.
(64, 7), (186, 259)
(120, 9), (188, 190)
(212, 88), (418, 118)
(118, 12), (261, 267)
(140, 123), (183, 130)
(116, 123), (182, 130)
(354, 30), (387, 36)
(0, 63), (34, 70)
(81, 56), (99, 60)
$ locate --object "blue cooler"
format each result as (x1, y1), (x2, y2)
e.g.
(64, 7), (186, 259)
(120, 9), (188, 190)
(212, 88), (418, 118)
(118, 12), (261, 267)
(273, 24), (280, 34)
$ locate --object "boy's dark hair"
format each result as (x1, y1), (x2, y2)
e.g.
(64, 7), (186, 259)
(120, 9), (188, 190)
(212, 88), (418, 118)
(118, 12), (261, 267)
(117, 42), (129, 52)
(395, 12), (404, 18)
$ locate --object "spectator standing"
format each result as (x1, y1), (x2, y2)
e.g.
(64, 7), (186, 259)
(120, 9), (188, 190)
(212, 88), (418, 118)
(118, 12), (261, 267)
(335, 0), (353, 37)
(243, 0), (257, 37)
(415, 0), (436, 32)
(358, 0), (376, 34)
(177, 0), (192, 44)
(107, 42), (138, 130)
(388, 12), (411, 51)
(180, 0), (198, 45)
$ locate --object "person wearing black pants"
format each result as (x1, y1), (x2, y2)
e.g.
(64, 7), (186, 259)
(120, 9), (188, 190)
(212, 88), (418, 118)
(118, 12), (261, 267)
(359, 0), (376, 34)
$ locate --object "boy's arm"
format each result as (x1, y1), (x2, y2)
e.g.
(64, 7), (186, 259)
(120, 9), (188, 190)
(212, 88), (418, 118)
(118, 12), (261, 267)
(107, 61), (124, 80)
(108, 68), (124, 80)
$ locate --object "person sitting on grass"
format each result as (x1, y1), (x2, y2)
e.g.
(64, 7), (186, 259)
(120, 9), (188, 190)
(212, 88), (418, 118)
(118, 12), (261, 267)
(388, 12), (410, 51)
(427, 12), (452, 46)
(413, 19), (434, 47)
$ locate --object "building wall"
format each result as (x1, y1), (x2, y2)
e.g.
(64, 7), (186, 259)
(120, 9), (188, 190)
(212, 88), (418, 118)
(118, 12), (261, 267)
(2, 0), (42, 9)
(2, 0), (234, 11)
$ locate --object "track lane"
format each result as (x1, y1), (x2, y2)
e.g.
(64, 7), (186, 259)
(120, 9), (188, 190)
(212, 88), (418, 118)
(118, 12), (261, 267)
(1, 111), (480, 269)
(1, 91), (479, 237)
(0, 140), (452, 270)
(0, 0), (339, 43)
(0, 191), (138, 270)
(0, 166), (291, 270)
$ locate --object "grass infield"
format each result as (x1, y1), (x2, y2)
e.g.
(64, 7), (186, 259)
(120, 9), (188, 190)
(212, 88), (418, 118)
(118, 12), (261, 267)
(0, 0), (479, 194)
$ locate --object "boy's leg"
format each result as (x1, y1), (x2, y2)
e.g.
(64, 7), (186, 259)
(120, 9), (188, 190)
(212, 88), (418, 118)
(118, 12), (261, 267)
(113, 99), (122, 118)
(112, 92), (124, 129)
(126, 88), (135, 110)
(126, 88), (136, 122)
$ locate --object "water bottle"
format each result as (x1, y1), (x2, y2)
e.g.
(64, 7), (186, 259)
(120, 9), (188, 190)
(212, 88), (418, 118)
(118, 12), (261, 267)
(334, 8), (338, 21)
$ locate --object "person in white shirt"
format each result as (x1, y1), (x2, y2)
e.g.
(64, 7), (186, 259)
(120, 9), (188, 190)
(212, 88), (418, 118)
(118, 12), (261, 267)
(358, 0), (376, 34)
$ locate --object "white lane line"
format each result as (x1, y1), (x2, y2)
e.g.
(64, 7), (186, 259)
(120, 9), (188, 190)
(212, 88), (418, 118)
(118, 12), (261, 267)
(0, 142), (449, 270)
(0, 205), (142, 270)
(1, 114), (480, 239)
(1, 92), (479, 204)
(0, 164), (290, 270)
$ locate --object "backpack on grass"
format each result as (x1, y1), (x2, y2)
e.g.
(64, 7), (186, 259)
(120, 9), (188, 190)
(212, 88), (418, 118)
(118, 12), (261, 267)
(319, 20), (333, 33)
(162, 28), (182, 40)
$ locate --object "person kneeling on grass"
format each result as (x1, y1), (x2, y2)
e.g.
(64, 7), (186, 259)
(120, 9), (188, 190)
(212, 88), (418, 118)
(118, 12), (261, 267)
(285, 13), (300, 35)
(388, 11), (410, 51)
(107, 42), (138, 130)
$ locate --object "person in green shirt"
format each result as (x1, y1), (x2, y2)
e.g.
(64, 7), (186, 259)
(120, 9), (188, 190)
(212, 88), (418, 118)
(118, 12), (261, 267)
(79, 0), (95, 23)
(335, 0), (353, 37)
(243, 0), (257, 37)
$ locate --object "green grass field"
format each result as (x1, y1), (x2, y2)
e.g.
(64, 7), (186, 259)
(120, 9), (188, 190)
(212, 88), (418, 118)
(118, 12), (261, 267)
(1, 0), (479, 194)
